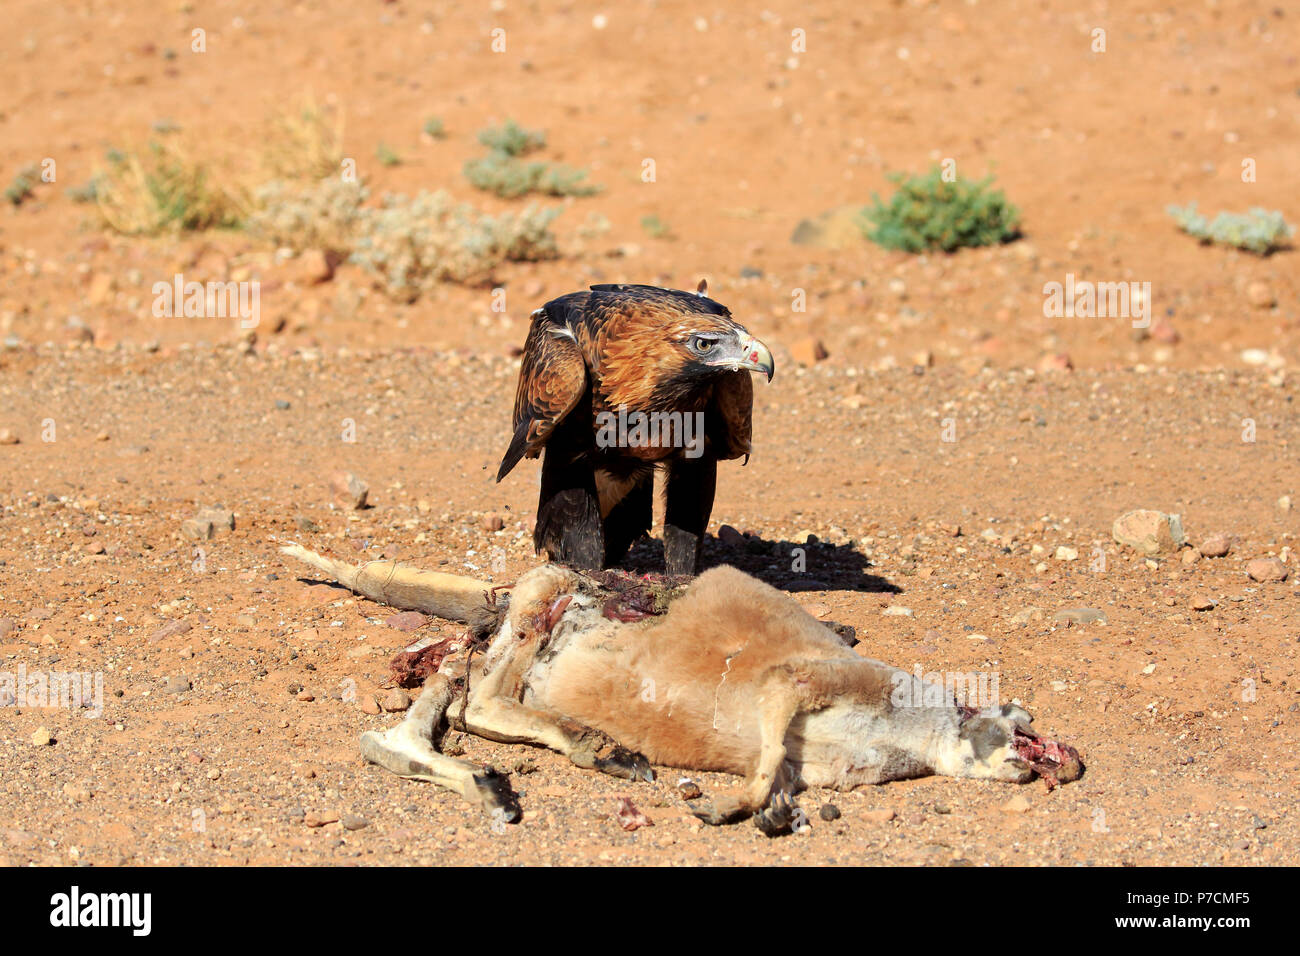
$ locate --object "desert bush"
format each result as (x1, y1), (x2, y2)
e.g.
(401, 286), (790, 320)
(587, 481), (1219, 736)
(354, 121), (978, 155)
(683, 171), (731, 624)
(640, 214), (672, 239)
(422, 117), (447, 140)
(376, 143), (402, 167)
(260, 95), (345, 181)
(860, 166), (1020, 253)
(250, 177), (561, 298)
(477, 120), (546, 157)
(245, 177), (368, 255)
(350, 191), (561, 297)
(94, 141), (249, 234)
(1167, 203), (1293, 255)
(464, 151), (600, 198)
(465, 120), (600, 198)
(5, 165), (38, 206)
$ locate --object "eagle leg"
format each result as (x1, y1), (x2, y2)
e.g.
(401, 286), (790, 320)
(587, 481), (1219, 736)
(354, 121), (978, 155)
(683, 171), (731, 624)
(535, 448), (604, 571)
(662, 455), (718, 576)
(602, 477), (653, 568)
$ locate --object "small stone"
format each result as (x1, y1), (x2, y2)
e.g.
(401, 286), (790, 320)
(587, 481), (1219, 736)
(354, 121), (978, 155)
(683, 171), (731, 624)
(329, 471), (369, 510)
(360, 695), (381, 715)
(1112, 509), (1186, 555)
(1245, 280), (1275, 309)
(341, 814), (370, 831)
(1199, 534), (1231, 558)
(1037, 352), (1073, 372)
(1190, 595), (1215, 611)
(482, 513), (505, 532)
(676, 778), (702, 800)
(295, 514), (321, 532)
(1181, 549), (1201, 566)
(789, 336), (829, 365)
(0, 618), (16, 638)
(296, 690), (315, 702)
(1010, 607), (1044, 625)
(297, 248), (337, 284)
(1002, 794), (1031, 814)
(195, 507), (235, 532)
(819, 803), (841, 821)
(882, 605), (913, 617)
(382, 688), (411, 712)
(304, 810), (340, 828)
(1245, 558), (1288, 583)
(150, 619), (192, 642)
(161, 676), (191, 695)
(181, 518), (214, 541)
(63, 783), (91, 802)
(1054, 546), (1079, 561)
(1279, 495), (1293, 514)
(863, 808), (896, 824)
(0, 429), (19, 445)
(32, 727), (52, 746)
(1054, 607), (1107, 625)
(717, 524), (745, 548)
(384, 611), (431, 632)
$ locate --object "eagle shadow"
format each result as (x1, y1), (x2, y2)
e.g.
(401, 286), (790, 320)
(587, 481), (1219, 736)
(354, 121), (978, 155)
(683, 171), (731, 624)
(623, 532), (900, 595)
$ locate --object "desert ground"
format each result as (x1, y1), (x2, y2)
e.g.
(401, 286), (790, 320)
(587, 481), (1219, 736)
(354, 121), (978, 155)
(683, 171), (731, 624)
(0, 0), (1296, 866)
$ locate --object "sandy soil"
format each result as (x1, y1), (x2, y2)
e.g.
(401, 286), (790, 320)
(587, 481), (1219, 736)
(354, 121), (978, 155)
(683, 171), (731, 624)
(0, 0), (1296, 866)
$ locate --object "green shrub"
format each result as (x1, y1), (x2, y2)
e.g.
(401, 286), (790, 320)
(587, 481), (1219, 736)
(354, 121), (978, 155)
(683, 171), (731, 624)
(477, 120), (546, 157)
(640, 214), (672, 239)
(422, 117), (447, 140)
(465, 120), (600, 198)
(5, 165), (38, 206)
(249, 177), (562, 298)
(860, 166), (1020, 253)
(463, 151), (599, 198)
(376, 143), (402, 167)
(1167, 203), (1293, 255)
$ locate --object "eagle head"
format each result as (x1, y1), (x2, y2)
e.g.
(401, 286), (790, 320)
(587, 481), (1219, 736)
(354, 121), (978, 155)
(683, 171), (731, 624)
(670, 319), (775, 383)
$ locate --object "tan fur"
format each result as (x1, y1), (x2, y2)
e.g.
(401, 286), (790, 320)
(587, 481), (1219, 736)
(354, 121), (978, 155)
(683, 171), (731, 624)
(282, 548), (1080, 828)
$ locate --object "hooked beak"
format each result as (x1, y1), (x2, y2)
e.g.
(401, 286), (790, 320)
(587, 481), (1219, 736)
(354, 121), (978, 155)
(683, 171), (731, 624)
(714, 335), (775, 381)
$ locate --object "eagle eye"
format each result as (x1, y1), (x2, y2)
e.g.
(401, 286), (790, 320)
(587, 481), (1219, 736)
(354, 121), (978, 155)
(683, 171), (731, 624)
(689, 335), (717, 355)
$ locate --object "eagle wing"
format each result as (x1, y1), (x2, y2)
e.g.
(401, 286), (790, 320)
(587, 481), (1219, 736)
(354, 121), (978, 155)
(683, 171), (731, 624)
(496, 312), (588, 482)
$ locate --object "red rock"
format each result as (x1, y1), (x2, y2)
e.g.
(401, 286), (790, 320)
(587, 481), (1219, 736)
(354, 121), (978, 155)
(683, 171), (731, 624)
(1246, 558), (1288, 583)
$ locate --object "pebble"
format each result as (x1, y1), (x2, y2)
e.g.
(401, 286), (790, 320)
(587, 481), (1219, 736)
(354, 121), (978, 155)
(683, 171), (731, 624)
(1245, 558), (1288, 583)
(385, 611), (430, 632)
(717, 524), (745, 548)
(305, 810), (340, 828)
(1244, 280), (1275, 309)
(161, 676), (191, 694)
(676, 778), (702, 800)
(1112, 509), (1186, 555)
(482, 513), (505, 532)
(151, 619), (192, 642)
(0, 429), (19, 445)
(882, 605), (913, 617)
(1190, 595), (1215, 611)
(32, 727), (52, 747)
(1199, 534), (1231, 558)
(1279, 495), (1293, 514)
(1053, 607), (1107, 625)
(360, 695), (381, 715)
(0, 618), (17, 638)
(789, 336), (829, 365)
(382, 688), (411, 712)
(1002, 794), (1031, 813)
(195, 507), (235, 532)
(181, 518), (214, 541)
(341, 814), (370, 831)
(1054, 546), (1078, 561)
(863, 808), (896, 824)
(819, 803), (841, 821)
(1009, 607), (1044, 625)
(329, 471), (370, 510)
